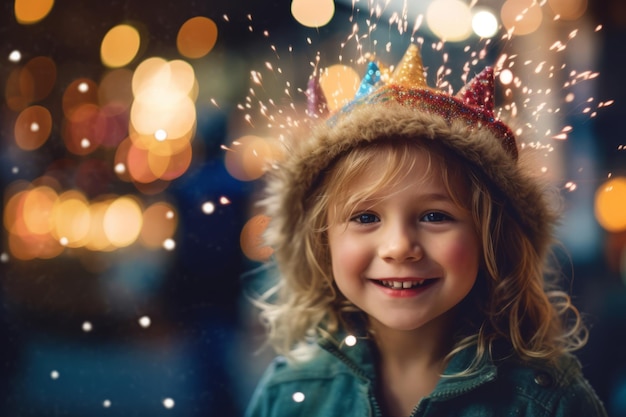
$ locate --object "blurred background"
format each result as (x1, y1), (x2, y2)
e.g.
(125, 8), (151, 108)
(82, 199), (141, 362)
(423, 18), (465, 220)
(0, 0), (625, 416)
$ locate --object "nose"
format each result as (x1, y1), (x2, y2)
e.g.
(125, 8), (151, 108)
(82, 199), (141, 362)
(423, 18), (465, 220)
(377, 226), (423, 263)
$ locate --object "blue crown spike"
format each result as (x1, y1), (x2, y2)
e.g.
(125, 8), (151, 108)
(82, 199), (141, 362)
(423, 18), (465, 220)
(354, 61), (382, 99)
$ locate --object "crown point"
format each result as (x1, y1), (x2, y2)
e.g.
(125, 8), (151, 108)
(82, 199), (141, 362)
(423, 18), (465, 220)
(306, 73), (329, 118)
(355, 61), (382, 99)
(388, 44), (428, 89)
(457, 67), (496, 115)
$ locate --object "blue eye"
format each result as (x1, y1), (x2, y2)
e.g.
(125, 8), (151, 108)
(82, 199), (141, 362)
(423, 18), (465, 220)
(421, 212), (451, 222)
(351, 213), (380, 224)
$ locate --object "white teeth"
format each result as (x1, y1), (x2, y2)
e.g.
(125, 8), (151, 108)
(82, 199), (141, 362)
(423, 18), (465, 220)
(379, 280), (427, 289)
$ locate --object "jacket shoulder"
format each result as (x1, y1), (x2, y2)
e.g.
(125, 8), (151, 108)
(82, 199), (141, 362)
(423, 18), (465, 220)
(245, 349), (372, 417)
(497, 353), (607, 416)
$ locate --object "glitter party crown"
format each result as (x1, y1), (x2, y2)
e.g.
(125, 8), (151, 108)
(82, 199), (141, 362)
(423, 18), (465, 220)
(306, 44), (518, 160)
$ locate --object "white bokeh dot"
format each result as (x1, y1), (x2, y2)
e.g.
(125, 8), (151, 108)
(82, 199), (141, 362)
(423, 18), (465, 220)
(472, 9), (499, 38)
(163, 398), (175, 409)
(202, 202), (215, 214)
(292, 392), (305, 403)
(9, 50), (21, 62)
(139, 316), (151, 328)
(114, 163), (126, 174)
(103, 399), (111, 408)
(344, 335), (357, 347)
(499, 69), (514, 85)
(155, 129), (168, 141)
(163, 239), (176, 251)
(82, 321), (93, 332)
(51, 370), (60, 380)
(0, 253), (9, 263)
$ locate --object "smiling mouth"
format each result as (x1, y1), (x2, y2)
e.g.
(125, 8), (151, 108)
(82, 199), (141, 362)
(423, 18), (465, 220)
(374, 279), (434, 290)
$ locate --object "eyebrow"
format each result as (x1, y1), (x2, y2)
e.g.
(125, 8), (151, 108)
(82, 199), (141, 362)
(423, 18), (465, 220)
(419, 192), (454, 202)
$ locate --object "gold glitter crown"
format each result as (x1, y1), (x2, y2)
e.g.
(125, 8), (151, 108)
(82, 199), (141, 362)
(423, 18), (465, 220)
(307, 44), (518, 160)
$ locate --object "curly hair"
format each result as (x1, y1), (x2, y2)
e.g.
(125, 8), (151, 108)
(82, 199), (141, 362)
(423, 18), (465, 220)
(255, 138), (587, 369)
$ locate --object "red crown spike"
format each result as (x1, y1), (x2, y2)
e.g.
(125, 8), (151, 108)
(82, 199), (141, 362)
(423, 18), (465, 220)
(456, 67), (495, 116)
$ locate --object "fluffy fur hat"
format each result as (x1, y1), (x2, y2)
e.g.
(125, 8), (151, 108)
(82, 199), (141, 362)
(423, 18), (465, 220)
(260, 46), (557, 278)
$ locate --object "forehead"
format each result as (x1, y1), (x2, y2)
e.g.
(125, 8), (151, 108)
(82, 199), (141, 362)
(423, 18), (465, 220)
(323, 142), (469, 208)
(345, 146), (436, 193)
(330, 143), (442, 186)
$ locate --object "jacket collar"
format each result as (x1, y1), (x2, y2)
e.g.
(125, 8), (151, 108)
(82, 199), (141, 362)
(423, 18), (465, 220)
(317, 329), (497, 400)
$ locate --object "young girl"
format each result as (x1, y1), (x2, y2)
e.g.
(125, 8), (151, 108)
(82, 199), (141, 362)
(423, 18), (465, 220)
(245, 45), (607, 417)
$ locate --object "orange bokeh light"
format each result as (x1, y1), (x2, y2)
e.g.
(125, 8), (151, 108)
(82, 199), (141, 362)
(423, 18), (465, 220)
(501, 0), (543, 36)
(177, 17), (218, 59)
(103, 196), (143, 248)
(62, 78), (99, 121)
(595, 177), (626, 232)
(548, 0), (587, 20)
(14, 105), (53, 150)
(319, 65), (360, 111)
(224, 135), (279, 181)
(14, 0), (54, 24)
(101, 24), (141, 68)
(140, 202), (177, 249)
(240, 215), (273, 261)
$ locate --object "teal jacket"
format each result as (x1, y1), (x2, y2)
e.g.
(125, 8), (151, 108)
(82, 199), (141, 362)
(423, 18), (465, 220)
(245, 334), (607, 417)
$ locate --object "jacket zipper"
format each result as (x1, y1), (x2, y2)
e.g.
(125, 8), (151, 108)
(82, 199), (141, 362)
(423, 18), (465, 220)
(321, 342), (384, 417)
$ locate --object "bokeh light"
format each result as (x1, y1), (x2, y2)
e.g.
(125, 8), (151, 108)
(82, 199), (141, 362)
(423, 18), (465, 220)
(23, 56), (57, 101)
(99, 68), (134, 111)
(499, 69), (514, 85)
(426, 0), (472, 42)
(101, 24), (141, 68)
(472, 9), (499, 38)
(62, 78), (99, 121)
(52, 190), (91, 248)
(319, 65), (360, 112)
(177, 17), (218, 59)
(501, 0), (543, 36)
(9, 50), (22, 63)
(124, 58), (198, 187)
(85, 199), (115, 251)
(14, 105), (53, 150)
(2, 177), (177, 258)
(224, 135), (279, 181)
(5, 56), (57, 111)
(131, 58), (196, 138)
(22, 186), (57, 235)
(291, 0), (335, 28)
(548, 0), (587, 21)
(595, 177), (626, 232)
(103, 196), (143, 247)
(14, 0), (54, 24)
(240, 214), (273, 261)
(140, 202), (177, 249)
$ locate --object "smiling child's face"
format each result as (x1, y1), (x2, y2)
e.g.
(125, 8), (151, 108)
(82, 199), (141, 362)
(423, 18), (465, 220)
(326, 146), (480, 333)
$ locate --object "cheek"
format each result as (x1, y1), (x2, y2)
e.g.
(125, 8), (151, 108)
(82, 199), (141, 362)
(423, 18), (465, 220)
(329, 231), (370, 277)
(440, 234), (480, 273)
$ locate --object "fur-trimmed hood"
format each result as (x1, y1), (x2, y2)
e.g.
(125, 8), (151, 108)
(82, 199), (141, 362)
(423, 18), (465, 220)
(260, 98), (557, 279)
